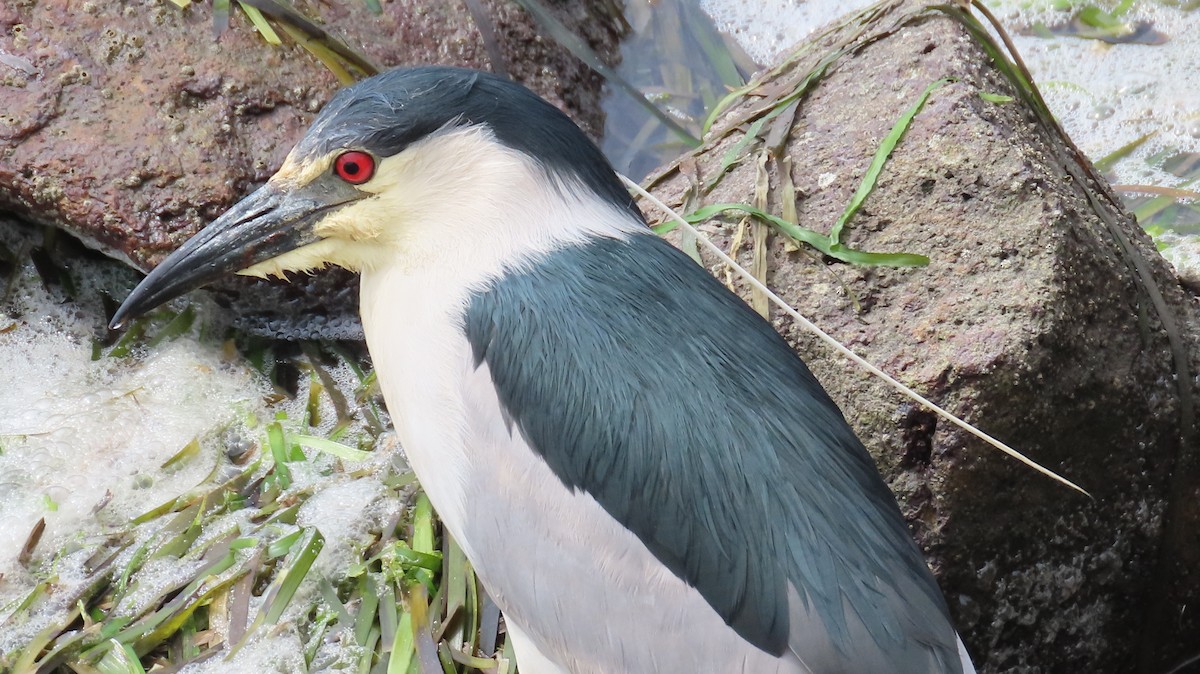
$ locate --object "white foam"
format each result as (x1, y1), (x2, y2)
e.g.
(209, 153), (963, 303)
(0, 220), (400, 666)
(177, 631), (307, 674)
(0, 284), (264, 612)
(698, 0), (1200, 185)
(699, 0), (877, 65)
(990, 3), (1200, 190)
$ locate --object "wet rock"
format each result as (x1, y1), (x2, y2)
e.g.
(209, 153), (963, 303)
(644, 1), (1200, 671)
(0, 0), (624, 338)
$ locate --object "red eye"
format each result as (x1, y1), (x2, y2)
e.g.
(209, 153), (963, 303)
(333, 151), (375, 184)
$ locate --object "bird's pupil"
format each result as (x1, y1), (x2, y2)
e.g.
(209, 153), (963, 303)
(335, 152), (373, 184)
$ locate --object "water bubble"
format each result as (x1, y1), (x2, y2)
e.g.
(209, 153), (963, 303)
(1089, 104), (1116, 121)
(44, 484), (71, 505)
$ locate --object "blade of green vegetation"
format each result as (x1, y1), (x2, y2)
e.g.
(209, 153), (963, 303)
(260, 528), (325, 626)
(237, 2), (282, 44)
(147, 306), (195, 347)
(412, 495), (434, 555)
(355, 574), (381, 647)
(276, 22), (355, 85)
(978, 91), (1013, 103)
(319, 576), (355, 630)
(212, 0), (231, 35)
(9, 624), (57, 673)
(678, 203), (929, 267)
(160, 437), (201, 472)
(238, 0), (379, 76)
(95, 640), (147, 674)
(829, 78), (952, 246)
(443, 538), (469, 648)
(1094, 131), (1156, 173)
(129, 555), (242, 653)
(293, 434), (373, 461)
(387, 610), (415, 674)
(703, 40), (845, 138)
(750, 150), (771, 317)
(267, 528), (304, 560)
(107, 319), (147, 358)
(267, 421), (292, 489)
(716, 118), (766, 178)
(227, 551), (258, 647)
(407, 587), (442, 674)
(499, 636), (516, 674)
(357, 624), (382, 674)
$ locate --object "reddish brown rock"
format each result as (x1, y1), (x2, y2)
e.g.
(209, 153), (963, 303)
(0, 0), (623, 335)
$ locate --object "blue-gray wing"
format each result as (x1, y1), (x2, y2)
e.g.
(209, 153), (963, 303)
(463, 233), (964, 673)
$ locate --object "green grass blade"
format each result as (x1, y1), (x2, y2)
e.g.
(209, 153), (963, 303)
(355, 574), (380, 647)
(106, 319), (147, 358)
(267, 421), (292, 489)
(275, 21), (354, 85)
(387, 611), (415, 674)
(829, 78), (952, 245)
(293, 434), (372, 461)
(238, 0), (379, 77)
(237, 2), (282, 44)
(1094, 131), (1155, 173)
(412, 494), (434, 555)
(319, 576), (354, 629)
(160, 437), (201, 472)
(978, 91), (1013, 103)
(378, 583), (399, 655)
(261, 528), (325, 626)
(686, 203), (929, 267)
(95, 640), (146, 674)
(146, 306), (195, 347)
(267, 528), (304, 560)
(212, 0), (231, 35)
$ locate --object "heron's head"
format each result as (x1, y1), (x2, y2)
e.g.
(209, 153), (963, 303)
(110, 66), (643, 329)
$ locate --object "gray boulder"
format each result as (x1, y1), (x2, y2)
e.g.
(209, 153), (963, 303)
(644, 1), (1200, 671)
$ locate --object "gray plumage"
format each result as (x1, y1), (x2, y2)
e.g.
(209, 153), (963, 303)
(291, 66), (640, 220)
(108, 65), (974, 674)
(463, 233), (963, 672)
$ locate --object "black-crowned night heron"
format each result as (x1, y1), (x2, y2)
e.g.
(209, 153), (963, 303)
(111, 66), (976, 674)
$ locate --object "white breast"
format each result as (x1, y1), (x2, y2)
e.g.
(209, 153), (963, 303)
(354, 126), (805, 672)
(359, 264), (811, 674)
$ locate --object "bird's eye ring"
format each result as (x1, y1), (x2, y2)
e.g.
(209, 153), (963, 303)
(334, 151), (375, 185)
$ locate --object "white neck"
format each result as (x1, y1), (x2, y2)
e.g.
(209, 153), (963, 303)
(345, 126), (642, 548)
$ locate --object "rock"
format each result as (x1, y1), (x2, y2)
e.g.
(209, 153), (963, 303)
(0, 0), (624, 337)
(643, 1), (1200, 671)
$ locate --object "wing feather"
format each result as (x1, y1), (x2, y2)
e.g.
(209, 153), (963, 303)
(463, 232), (963, 672)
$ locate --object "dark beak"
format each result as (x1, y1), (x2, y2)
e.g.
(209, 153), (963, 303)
(110, 179), (362, 330)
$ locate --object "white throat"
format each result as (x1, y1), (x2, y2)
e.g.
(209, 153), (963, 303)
(345, 125), (644, 546)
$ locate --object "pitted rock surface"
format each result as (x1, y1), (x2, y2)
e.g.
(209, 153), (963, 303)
(0, 0), (623, 337)
(645, 2), (1200, 671)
